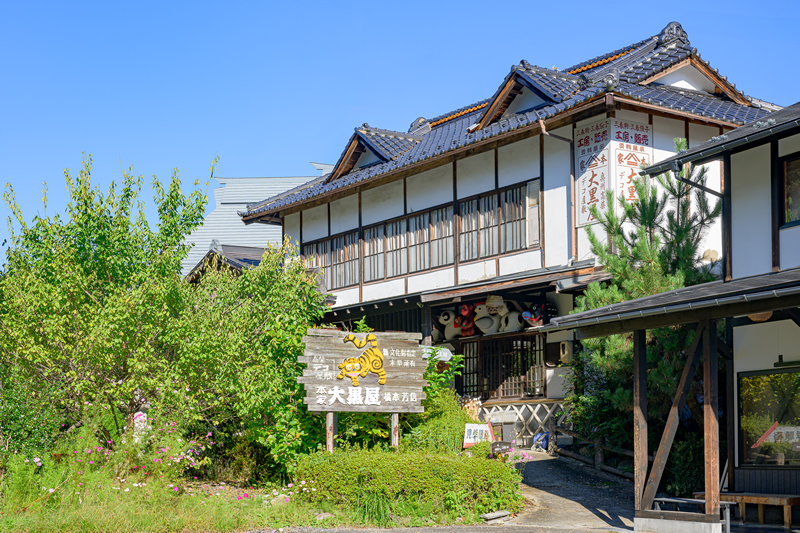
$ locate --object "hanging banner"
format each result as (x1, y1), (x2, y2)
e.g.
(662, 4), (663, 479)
(574, 118), (610, 227)
(299, 329), (427, 413)
(611, 119), (653, 206)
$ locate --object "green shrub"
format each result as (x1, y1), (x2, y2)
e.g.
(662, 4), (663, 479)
(407, 389), (477, 453)
(666, 432), (705, 497)
(295, 447), (522, 521)
(0, 377), (62, 468)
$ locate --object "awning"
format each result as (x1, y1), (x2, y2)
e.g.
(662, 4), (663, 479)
(542, 267), (800, 339)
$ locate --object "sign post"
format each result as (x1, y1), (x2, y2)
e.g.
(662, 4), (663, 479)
(298, 329), (428, 450)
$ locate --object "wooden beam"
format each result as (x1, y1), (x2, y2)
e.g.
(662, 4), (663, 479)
(704, 319), (720, 517)
(475, 76), (520, 131)
(690, 57), (750, 106)
(641, 322), (705, 512)
(783, 307), (800, 328)
(633, 329), (648, 511)
(772, 140), (781, 272)
(722, 153), (732, 281)
(572, 292), (800, 339)
(717, 336), (732, 361)
(640, 58), (692, 85)
(725, 318), (735, 492)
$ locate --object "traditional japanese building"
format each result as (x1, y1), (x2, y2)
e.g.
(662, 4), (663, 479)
(240, 21), (778, 442)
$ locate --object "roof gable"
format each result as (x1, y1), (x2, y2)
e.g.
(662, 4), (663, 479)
(326, 124), (422, 183)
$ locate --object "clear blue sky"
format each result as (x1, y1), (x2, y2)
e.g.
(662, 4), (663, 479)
(2, 1), (798, 254)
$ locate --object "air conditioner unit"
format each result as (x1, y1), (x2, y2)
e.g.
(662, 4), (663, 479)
(560, 341), (573, 363)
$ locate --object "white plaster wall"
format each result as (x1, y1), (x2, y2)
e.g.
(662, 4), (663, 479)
(577, 224), (606, 261)
(407, 268), (455, 293)
(498, 249), (542, 276)
(302, 204), (328, 243)
(547, 291), (573, 316)
(614, 109), (649, 124)
(657, 65), (716, 93)
(331, 287), (360, 308)
(457, 151), (494, 199)
(363, 278), (406, 302)
(546, 367), (571, 399)
(498, 136), (539, 188)
(284, 212), (300, 247)
(780, 225), (800, 270)
(329, 195), (358, 235)
(547, 329), (575, 343)
(652, 115), (684, 160)
(689, 123), (723, 263)
(689, 123), (719, 149)
(731, 144), (772, 278)
(407, 164), (452, 212)
(543, 126), (571, 267)
(503, 88), (546, 117)
(779, 133), (800, 158)
(458, 259), (497, 284)
(355, 149), (381, 169)
(361, 180), (405, 226)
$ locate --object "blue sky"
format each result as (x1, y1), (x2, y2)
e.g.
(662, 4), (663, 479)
(2, 1), (798, 253)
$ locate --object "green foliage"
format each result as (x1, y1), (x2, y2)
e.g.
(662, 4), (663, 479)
(567, 138), (722, 485)
(407, 389), (476, 453)
(0, 375), (62, 463)
(0, 155), (327, 482)
(352, 316), (373, 333)
(295, 447), (523, 522)
(666, 432), (706, 497)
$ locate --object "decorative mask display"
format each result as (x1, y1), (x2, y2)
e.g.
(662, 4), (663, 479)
(499, 311), (525, 333)
(438, 310), (462, 340)
(474, 302), (501, 335)
(459, 303), (476, 337)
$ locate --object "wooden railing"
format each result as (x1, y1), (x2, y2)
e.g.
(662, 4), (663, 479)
(548, 423), (654, 481)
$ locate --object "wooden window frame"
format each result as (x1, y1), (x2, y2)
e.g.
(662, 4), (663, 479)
(780, 152), (800, 230)
(302, 229), (360, 290)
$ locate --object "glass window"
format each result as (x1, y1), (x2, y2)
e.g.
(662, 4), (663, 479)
(386, 219), (407, 278)
(740, 370), (800, 466)
(784, 158), (800, 225)
(479, 195), (499, 258)
(527, 180), (540, 246)
(459, 199), (479, 262)
(501, 185), (526, 253)
(408, 212), (430, 273)
(363, 225), (384, 282)
(430, 206), (454, 268)
(303, 240), (331, 291)
(330, 232), (359, 289)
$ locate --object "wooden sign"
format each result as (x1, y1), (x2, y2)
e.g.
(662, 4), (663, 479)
(298, 329), (428, 413)
(491, 441), (512, 455)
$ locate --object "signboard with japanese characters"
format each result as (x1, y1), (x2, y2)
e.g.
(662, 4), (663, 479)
(298, 329), (427, 413)
(463, 423), (494, 448)
(574, 118), (610, 227)
(611, 119), (653, 207)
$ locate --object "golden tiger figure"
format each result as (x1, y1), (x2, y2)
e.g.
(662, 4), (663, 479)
(337, 333), (387, 386)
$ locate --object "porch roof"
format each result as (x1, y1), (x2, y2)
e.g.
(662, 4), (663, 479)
(541, 267), (800, 339)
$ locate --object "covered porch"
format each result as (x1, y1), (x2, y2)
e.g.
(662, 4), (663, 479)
(542, 267), (800, 533)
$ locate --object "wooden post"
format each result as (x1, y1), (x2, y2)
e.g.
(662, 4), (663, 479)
(546, 413), (555, 454)
(391, 413), (400, 448)
(633, 329), (648, 511)
(704, 319), (720, 517)
(725, 318), (736, 492)
(326, 412), (337, 453)
(594, 438), (604, 470)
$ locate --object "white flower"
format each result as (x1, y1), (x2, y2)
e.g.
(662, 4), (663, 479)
(48, 488), (54, 493)
(124, 488), (130, 492)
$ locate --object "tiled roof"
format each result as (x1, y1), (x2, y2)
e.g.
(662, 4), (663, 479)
(357, 125), (422, 161)
(515, 64), (579, 103)
(240, 21), (776, 220)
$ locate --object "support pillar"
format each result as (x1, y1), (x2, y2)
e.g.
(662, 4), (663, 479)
(391, 413), (399, 448)
(704, 319), (720, 517)
(633, 329), (648, 511)
(326, 412), (337, 453)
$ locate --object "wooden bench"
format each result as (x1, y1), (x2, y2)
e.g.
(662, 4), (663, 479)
(654, 497), (732, 533)
(694, 492), (800, 528)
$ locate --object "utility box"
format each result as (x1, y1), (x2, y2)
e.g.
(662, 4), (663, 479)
(488, 411), (517, 442)
(560, 341), (573, 363)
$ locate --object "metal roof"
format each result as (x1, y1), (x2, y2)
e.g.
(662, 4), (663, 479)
(542, 267), (800, 337)
(643, 102), (800, 176)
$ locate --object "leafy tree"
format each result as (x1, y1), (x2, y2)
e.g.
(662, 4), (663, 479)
(568, 138), (721, 459)
(0, 155), (328, 479)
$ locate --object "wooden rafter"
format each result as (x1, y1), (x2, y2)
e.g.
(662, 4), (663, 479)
(327, 138), (366, 183)
(474, 76), (525, 132)
(782, 307), (800, 328)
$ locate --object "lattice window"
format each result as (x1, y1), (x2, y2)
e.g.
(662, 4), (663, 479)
(500, 185), (526, 253)
(303, 240), (331, 291)
(457, 333), (545, 401)
(386, 219), (407, 278)
(430, 206), (454, 269)
(363, 225), (384, 283)
(408, 212), (430, 273)
(479, 194), (499, 258)
(330, 232), (359, 289)
(459, 199), (479, 262)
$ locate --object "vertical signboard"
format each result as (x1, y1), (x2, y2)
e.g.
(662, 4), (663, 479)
(611, 119), (653, 207)
(574, 118), (610, 227)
